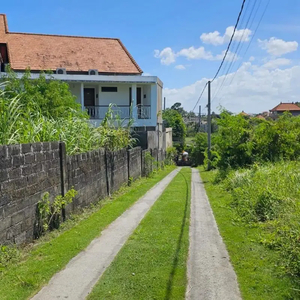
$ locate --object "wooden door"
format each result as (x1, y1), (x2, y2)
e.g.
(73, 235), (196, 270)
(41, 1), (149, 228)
(137, 87), (142, 106)
(84, 88), (95, 106)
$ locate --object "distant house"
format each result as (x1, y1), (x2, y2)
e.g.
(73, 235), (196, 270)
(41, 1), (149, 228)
(256, 114), (265, 120)
(0, 14), (163, 133)
(270, 103), (300, 117)
(239, 111), (249, 117)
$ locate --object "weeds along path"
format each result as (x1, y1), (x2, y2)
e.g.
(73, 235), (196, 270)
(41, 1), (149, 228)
(186, 169), (241, 300)
(31, 168), (180, 300)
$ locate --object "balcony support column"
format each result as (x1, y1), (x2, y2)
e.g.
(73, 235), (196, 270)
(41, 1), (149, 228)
(80, 83), (84, 111)
(131, 84), (137, 121)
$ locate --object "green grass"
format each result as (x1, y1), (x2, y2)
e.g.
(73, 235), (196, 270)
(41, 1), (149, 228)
(199, 167), (297, 300)
(88, 168), (191, 300)
(0, 166), (175, 300)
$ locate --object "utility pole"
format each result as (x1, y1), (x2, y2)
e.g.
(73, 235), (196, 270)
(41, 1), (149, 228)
(198, 105), (201, 132)
(164, 97), (166, 111)
(207, 81), (211, 171)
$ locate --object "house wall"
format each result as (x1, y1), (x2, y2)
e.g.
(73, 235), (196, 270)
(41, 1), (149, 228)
(164, 128), (173, 150)
(150, 84), (158, 126)
(157, 84), (163, 123)
(143, 85), (151, 106)
(68, 82), (153, 107)
(98, 84), (131, 106)
(69, 83), (81, 104)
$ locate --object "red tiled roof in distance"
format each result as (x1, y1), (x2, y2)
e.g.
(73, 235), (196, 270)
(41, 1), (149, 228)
(270, 103), (300, 112)
(239, 111), (249, 116)
(0, 14), (142, 74)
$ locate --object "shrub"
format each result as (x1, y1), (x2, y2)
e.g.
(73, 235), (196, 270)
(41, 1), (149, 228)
(189, 132), (207, 166)
(163, 109), (186, 150)
(165, 146), (177, 165)
(220, 162), (300, 277)
(212, 111), (300, 170)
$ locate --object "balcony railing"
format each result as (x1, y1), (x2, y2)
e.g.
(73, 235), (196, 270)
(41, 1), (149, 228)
(85, 105), (130, 119)
(138, 105), (151, 119)
(85, 105), (151, 120)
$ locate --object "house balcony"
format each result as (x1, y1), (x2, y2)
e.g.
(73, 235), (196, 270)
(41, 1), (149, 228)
(66, 80), (161, 128)
(85, 105), (151, 120)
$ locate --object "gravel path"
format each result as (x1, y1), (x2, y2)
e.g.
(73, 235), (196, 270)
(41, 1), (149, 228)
(186, 168), (241, 300)
(31, 168), (180, 300)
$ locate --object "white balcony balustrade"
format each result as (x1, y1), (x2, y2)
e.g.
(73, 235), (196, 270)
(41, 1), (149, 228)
(85, 105), (151, 120)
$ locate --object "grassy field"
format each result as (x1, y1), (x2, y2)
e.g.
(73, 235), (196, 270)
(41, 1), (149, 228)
(200, 168), (297, 300)
(88, 167), (191, 300)
(0, 166), (175, 300)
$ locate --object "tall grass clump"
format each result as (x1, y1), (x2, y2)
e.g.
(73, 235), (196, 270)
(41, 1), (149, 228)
(222, 162), (300, 277)
(0, 73), (135, 154)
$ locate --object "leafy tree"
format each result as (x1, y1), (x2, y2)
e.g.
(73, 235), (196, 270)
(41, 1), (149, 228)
(163, 108), (186, 150)
(2, 68), (85, 119)
(189, 132), (208, 166)
(213, 111), (253, 170)
(170, 102), (186, 116)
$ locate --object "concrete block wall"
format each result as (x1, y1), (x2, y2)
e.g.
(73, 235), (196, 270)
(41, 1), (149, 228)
(128, 147), (142, 181)
(0, 142), (60, 245)
(0, 144), (167, 246)
(106, 148), (128, 194)
(141, 149), (151, 177)
(151, 148), (158, 170)
(67, 149), (107, 209)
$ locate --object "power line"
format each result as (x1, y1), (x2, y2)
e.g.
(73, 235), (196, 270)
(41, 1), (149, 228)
(212, 0), (256, 100)
(211, 0), (252, 100)
(212, 0), (270, 104)
(212, 0), (259, 101)
(191, 0), (248, 112)
(192, 82), (208, 112)
(211, 0), (247, 83)
(229, 0), (271, 86)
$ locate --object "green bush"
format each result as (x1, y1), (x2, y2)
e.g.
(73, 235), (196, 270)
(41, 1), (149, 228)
(163, 109), (186, 150)
(165, 146), (177, 165)
(220, 162), (300, 277)
(188, 132), (207, 166)
(211, 111), (300, 170)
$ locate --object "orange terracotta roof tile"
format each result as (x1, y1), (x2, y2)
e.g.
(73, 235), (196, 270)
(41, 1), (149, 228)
(270, 103), (300, 112)
(239, 111), (249, 116)
(0, 14), (142, 74)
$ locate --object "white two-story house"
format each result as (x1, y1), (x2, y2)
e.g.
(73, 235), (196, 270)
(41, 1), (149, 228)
(0, 14), (163, 132)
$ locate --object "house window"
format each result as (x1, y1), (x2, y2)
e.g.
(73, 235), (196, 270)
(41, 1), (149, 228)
(101, 87), (117, 92)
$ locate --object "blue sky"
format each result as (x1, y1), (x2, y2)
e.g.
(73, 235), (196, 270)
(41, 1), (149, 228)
(2, 0), (300, 113)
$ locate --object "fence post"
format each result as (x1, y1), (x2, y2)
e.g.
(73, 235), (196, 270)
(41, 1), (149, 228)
(59, 141), (66, 221)
(127, 149), (130, 185)
(105, 150), (110, 196)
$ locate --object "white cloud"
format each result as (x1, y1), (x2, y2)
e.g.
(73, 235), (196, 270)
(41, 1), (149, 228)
(200, 31), (224, 46)
(177, 46), (213, 60)
(175, 65), (186, 70)
(214, 50), (239, 62)
(163, 62), (300, 114)
(142, 72), (151, 76)
(262, 58), (291, 69)
(154, 47), (176, 65)
(154, 46), (238, 65)
(200, 26), (252, 45)
(258, 37), (298, 56)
